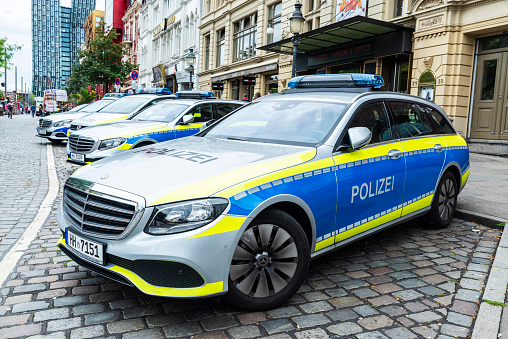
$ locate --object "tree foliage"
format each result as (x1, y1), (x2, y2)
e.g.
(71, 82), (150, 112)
(65, 23), (137, 95)
(0, 38), (22, 78)
(70, 88), (96, 105)
(29, 92), (35, 105)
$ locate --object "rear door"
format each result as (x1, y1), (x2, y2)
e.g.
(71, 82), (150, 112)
(333, 101), (406, 245)
(387, 100), (446, 217)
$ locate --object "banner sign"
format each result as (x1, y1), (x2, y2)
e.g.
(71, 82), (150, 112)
(336, 0), (367, 22)
(152, 64), (166, 86)
(308, 41), (374, 67)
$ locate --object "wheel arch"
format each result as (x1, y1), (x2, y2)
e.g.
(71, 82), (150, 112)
(132, 138), (158, 149)
(438, 161), (461, 192)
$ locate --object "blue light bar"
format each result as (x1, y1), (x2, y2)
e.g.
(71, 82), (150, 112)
(287, 74), (384, 89)
(175, 91), (215, 99)
(156, 88), (172, 94)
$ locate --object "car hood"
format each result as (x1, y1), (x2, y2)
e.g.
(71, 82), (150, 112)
(72, 113), (130, 127)
(42, 112), (90, 122)
(69, 121), (169, 140)
(71, 137), (317, 206)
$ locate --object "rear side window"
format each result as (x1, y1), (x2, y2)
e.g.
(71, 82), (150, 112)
(215, 103), (242, 118)
(347, 102), (393, 144)
(388, 101), (430, 139)
(418, 104), (455, 134)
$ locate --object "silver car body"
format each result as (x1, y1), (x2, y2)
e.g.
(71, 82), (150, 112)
(56, 90), (470, 299)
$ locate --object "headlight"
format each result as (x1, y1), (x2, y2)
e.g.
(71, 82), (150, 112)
(145, 198), (229, 235)
(98, 137), (126, 150)
(53, 119), (72, 127)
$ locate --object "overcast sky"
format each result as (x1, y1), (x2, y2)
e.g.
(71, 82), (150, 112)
(0, 0), (105, 93)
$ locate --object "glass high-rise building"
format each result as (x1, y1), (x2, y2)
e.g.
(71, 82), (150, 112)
(32, 0), (95, 96)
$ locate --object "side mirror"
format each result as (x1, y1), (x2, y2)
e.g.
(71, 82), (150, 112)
(348, 127), (372, 150)
(181, 114), (194, 125)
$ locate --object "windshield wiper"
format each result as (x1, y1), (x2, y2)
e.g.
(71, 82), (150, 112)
(227, 136), (252, 142)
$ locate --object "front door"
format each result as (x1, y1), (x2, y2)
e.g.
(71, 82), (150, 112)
(470, 52), (508, 140)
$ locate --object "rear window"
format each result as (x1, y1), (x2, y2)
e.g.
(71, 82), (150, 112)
(389, 101), (431, 139)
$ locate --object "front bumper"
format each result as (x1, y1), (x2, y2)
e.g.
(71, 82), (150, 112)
(36, 126), (69, 140)
(56, 202), (247, 298)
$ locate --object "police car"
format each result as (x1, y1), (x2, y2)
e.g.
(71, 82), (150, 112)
(56, 74), (469, 311)
(66, 93), (244, 164)
(36, 98), (118, 143)
(68, 88), (175, 133)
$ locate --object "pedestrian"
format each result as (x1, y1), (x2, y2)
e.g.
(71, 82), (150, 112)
(253, 92), (261, 100)
(242, 93), (249, 102)
(31, 104), (36, 117)
(267, 90), (273, 95)
(38, 105), (43, 117)
(7, 103), (13, 119)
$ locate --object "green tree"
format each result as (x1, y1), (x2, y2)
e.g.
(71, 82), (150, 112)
(0, 38), (22, 78)
(70, 23), (137, 94)
(29, 92), (35, 105)
(70, 88), (96, 105)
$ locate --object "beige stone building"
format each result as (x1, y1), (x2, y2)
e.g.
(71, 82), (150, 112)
(84, 10), (105, 47)
(198, 0), (508, 140)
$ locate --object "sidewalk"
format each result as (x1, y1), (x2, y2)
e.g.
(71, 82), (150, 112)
(460, 152), (508, 339)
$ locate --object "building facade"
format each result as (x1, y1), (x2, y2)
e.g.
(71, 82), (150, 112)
(138, 0), (200, 92)
(84, 10), (105, 47)
(122, 1), (142, 91)
(198, 0), (508, 140)
(31, 0), (95, 96)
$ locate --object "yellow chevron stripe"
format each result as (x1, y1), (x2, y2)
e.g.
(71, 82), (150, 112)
(188, 216), (246, 239)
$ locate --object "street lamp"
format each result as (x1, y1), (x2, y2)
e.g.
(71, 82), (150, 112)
(186, 47), (196, 90)
(289, 1), (305, 78)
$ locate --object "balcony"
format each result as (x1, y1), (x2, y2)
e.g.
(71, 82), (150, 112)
(123, 34), (133, 44)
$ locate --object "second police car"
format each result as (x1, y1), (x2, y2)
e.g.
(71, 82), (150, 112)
(56, 74), (469, 311)
(66, 92), (244, 163)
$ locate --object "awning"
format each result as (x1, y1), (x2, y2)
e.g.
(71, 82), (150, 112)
(259, 16), (414, 55)
(211, 60), (278, 82)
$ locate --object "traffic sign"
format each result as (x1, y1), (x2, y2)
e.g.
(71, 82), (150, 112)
(115, 78), (121, 86)
(131, 71), (139, 81)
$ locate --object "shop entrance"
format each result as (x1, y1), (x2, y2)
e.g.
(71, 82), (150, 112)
(470, 35), (508, 140)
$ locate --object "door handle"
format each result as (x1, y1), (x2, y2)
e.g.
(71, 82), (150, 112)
(388, 149), (403, 159)
(434, 144), (444, 152)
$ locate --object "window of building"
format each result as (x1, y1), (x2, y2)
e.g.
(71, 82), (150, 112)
(204, 35), (211, 70)
(233, 14), (257, 62)
(395, 0), (404, 17)
(216, 29), (225, 67)
(267, 3), (281, 44)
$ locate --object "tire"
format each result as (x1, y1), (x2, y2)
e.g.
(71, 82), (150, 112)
(426, 171), (458, 229)
(223, 209), (310, 311)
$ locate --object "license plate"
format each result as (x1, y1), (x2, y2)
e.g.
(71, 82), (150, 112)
(70, 152), (85, 162)
(65, 229), (105, 264)
(39, 130), (46, 135)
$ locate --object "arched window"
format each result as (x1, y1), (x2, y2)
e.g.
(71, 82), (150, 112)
(418, 70), (436, 101)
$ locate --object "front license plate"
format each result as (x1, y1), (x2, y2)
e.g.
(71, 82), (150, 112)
(38, 129), (46, 135)
(70, 152), (85, 162)
(65, 229), (105, 264)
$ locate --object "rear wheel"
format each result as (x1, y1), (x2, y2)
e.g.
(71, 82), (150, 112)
(224, 209), (310, 311)
(426, 171), (458, 229)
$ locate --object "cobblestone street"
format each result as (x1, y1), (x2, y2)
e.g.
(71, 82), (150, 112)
(0, 116), (503, 338)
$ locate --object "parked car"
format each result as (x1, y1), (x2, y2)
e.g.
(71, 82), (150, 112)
(57, 74), (469, 311)
(36, 98), (118, 143)
(66, 96), (244, 163)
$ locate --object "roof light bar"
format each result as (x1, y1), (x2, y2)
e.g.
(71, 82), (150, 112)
(175, 91), (215, 99)
(287, 74), (385, 89)
(134, 88), (172, 95)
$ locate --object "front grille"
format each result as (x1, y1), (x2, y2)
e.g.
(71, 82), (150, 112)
(39, 119), (52, 128)
(68, 135), (96, 152)
(108, 254), (205, 288)
(63, 184), (137, 237)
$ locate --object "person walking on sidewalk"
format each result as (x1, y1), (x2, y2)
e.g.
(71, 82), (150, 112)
(31, 104), (36, 117)
(7, 103), (13, 119)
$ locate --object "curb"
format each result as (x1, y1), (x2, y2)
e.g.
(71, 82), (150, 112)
(455, 208), (508, 229)
(470, 216), (508, 339)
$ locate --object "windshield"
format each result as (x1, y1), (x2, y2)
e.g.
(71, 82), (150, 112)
(67, 104), (88, 112)
(130, 102), (189, 122)
(98, 96), (151, 114)
(204, 100), (347, 146)
(80, 99), (116, 113)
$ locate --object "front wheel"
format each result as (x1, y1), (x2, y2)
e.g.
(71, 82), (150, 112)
(426, 171), (458, 229)
(223, 209), (310, 311)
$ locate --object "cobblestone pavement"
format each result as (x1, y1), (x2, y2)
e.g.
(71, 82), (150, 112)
(0, 115), (49, 261)
(0, 139), (503, 339)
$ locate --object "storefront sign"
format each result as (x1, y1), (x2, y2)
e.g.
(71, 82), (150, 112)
(152, 20), (167, 38)
(152, 64), (166, 86)
(308, 41), (374, 67)
(167, 16), (175, 26)
(211, 63), (278, 82)
(212, 82), (224, 91)
(336, 0), (367, 22)
(243, 76), (256, 85)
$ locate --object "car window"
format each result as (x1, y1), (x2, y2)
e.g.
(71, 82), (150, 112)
(131, 103), (190, 122)
(389, 101), (431, 139)
(79, 100), (115, 113)
(417, 104), (455, 134)
(186, 104), (214, 123)
(98, 96), (152, 114)
(215, 103), (242, 118)
(347, 102), (393, 144)
(204, 100), (347, 146)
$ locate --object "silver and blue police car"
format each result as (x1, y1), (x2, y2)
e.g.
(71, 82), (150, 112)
(68, 88), (175, 133)
(36, 98), (118, 143)
(66, 93), (244, 164)
(56, 74), (469, 310)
